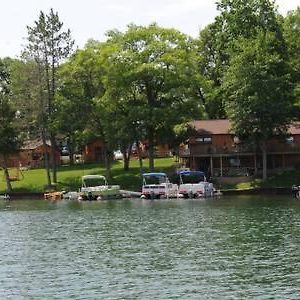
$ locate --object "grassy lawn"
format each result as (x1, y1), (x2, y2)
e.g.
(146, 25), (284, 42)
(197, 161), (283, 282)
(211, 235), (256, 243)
(1, 157), (298, 193)
(219, 170), (300, 190)
(0, 157), (179, 193)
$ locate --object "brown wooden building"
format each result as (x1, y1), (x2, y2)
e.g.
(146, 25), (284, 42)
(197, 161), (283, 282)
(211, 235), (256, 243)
(83, 139), (105, 163)
(155, 144), (171, 158)
(179, 120), (300, 178)
(21, 140), (61, 168)
(138, 141), (171, 158)
(82, 139), (171, 163)
(3, 140), (61, 169)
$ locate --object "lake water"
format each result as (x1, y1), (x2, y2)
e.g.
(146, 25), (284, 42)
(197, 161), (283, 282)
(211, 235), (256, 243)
(0, 196), (300, 299)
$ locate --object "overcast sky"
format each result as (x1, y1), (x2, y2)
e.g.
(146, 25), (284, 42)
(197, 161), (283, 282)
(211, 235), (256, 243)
(1, 0), (299, 58)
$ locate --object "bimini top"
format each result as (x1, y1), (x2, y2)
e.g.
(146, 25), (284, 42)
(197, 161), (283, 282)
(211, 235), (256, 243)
(143, 172), (167, 177)
(82, 175), (106, 180)
(178, 170), (205, 177)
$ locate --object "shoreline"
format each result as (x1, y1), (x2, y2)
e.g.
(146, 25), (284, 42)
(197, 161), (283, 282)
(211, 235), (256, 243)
(1, 187), (293, 200)
(221, 187), (291, 196)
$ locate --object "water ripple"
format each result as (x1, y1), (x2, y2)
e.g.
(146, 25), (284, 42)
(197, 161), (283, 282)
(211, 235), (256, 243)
(0, 196), (300, 299)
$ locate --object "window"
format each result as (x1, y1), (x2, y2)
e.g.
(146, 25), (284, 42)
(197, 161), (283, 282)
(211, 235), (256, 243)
(286, 136), (294, 144)
(203, 137), (212, 143)
(32, 152), (40, 160)
(195, 136), (212, 143)
(229, 158), (240, 167)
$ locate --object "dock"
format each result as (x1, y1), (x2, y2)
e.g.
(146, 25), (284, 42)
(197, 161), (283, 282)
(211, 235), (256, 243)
(120, 190), (141, 198)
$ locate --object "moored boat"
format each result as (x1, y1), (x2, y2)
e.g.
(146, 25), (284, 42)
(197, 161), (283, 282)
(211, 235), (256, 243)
(141, 172), (178, 199)
(177, 170), (215, 198)
(44, 191), (63, 201)
(78, 175), (120, 200)
(292, 185), (300, 198)
(62, 191), (80, 200)
(0, 194), (10, 200)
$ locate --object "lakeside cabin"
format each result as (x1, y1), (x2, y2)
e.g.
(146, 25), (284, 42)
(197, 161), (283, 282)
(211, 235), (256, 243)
(179, 120), (300, 184)
(83, 138), (105, 163)
(1, 139), (61, 169)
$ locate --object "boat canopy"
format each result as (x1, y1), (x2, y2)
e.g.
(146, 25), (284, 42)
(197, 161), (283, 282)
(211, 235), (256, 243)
(143, 172), (167, 177)
(178, 170), (205, 177)
(82, 175), (106, 180)
(81, 175), (107, 187)
(178, 170), (206, 184)
(142, 173), (168, 185)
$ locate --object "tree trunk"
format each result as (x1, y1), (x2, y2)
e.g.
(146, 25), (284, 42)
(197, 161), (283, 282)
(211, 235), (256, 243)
(148, 128), (155, 172)
(69, 150), (74, 165)
(122, 144), (132, 171)
(124, 156), (130, 171)
(37, 59), (51, 187)
(136, 140), (144, 175)
(254, 154), (257, 176)
(41, 130), (52, 187)
(50, 133), (57, 184)
(104, 143), (112, 181)
(261, 140), (268, 180)
(68, 137), (74, 165)
(50, 50), (58, 179)
(145, 81), (155, 172)
(2, 155), (12, 193)
(42, 45), (56, 184)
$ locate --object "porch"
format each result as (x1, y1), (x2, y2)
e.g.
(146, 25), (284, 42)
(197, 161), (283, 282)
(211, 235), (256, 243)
(180, 151), (300, 179)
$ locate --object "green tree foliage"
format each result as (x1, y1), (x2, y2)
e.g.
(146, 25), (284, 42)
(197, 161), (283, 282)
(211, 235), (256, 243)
(283, 7), (300, 112)
(56, 40), (117, 177)
(25, 8), (74, 184)
(3, 4), (299, 184)
(0, 60), (20, 192)
(3, 58), (41, 139)
(55, 40), (105, 164)
(224, 31), (294, 179)
(101, 24), (204, 171)
(198, 0), (284, 118)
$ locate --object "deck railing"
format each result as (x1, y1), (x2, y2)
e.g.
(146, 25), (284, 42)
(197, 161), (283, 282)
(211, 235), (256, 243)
(180, 143), (300, 157)
(212, 167), (254, 177)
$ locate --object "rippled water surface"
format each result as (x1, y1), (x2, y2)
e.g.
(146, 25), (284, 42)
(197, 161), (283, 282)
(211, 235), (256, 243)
(0, 196), (300, 299)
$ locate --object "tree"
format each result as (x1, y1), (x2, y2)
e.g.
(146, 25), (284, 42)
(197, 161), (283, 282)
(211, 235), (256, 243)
(55, 40), (112, 175)
(223, 31), (294, 179)
(96, 86), (145, 172)
(0, 60), (20, 192)
(3, 57), (53, 186)
(3, 58), (47, 139)
(55, 42), (105, 164)
(283, 7), (300, 115)
(101, 24), (204, 171)
(197, 0), (284, 118)
(25, 8), (74, 184)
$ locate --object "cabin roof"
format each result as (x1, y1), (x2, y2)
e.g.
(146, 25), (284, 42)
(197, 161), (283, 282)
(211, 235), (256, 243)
(21, 139), (51, 150)
(289, 123), (300, 135)
(192, 120), (300, 135)
(191, 120), (231, 135)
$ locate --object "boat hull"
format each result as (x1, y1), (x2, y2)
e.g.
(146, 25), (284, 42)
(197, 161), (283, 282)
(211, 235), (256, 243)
(178, 182), (214, 198)
(80, 186), (121, 200)
(141, 184), (178, 199)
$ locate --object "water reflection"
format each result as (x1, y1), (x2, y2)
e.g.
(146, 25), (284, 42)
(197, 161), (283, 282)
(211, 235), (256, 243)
(0, 196), (300, 299)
